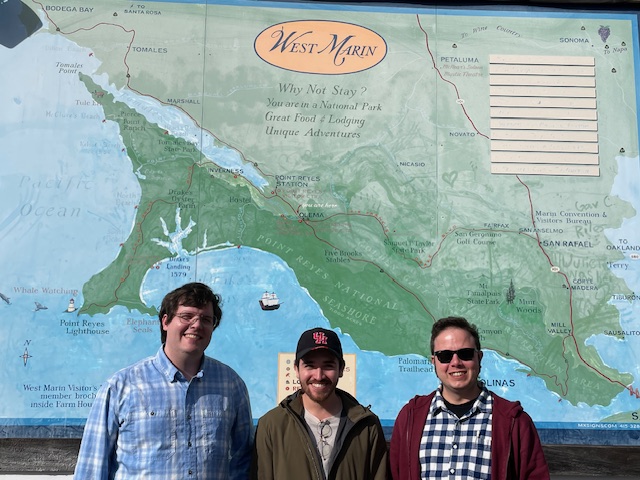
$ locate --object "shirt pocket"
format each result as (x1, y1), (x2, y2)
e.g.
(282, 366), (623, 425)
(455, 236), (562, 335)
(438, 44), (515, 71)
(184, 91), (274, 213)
(122, 407), (178, 461)
(474, 431), (492, 449)
(471, 432), (492, 479)
(198, 395), (233, 457)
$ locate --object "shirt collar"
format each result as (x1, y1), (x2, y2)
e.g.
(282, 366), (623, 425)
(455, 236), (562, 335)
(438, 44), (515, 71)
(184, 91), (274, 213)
(154, 346), (205, 382)
(431, 383), (492, 416)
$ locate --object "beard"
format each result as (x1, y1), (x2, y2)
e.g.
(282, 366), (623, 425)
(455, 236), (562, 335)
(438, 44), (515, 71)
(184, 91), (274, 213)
(300, 380), (337, 404)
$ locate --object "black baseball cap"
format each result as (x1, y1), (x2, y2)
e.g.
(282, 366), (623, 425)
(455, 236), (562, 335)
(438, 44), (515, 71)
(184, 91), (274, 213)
(295, 327), (344, 365)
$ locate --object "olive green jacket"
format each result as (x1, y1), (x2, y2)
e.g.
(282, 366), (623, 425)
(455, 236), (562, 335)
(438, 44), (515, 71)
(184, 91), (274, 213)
(250, 389), (389, 480)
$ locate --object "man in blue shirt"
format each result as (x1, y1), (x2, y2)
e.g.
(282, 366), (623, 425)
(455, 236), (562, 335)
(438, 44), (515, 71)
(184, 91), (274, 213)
(74, 282), (253, 480)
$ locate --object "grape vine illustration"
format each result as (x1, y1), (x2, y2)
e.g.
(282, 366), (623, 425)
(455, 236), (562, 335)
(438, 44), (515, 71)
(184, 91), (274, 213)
(598, 25), (611, 42)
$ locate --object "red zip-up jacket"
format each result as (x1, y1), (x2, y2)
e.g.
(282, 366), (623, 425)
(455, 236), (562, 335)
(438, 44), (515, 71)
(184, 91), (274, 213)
(389, 391), (550, 480)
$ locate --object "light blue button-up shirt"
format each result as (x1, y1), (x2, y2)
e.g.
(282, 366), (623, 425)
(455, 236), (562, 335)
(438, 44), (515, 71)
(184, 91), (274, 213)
(74, 347), (253, 480)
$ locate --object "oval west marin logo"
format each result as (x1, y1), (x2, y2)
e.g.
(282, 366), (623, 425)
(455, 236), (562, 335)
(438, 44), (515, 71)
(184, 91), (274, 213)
(254, 20), (387, 74)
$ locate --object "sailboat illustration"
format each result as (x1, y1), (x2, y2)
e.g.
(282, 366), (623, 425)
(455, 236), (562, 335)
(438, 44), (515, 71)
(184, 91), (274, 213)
(259, 291), (280, 311)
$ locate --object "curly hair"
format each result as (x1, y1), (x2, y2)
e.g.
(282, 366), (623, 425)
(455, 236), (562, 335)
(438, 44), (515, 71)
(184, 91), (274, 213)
(159, 282), (222, 343)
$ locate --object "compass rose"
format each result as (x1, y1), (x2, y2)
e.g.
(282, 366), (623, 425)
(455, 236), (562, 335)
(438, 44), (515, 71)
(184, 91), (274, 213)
(20, 347), (32, 366)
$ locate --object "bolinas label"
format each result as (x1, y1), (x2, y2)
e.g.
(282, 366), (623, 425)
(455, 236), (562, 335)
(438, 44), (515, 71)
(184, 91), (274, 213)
(254, 20), (387, 74)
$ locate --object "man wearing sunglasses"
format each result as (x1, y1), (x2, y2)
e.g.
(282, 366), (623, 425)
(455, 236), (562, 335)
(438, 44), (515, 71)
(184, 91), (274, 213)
(390, 316), (549, 480)
(251, 327), (389, 480)
(74, 282), (253, 480)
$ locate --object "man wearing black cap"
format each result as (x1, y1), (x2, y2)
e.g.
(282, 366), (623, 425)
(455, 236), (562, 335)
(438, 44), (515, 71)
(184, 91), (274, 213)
(250, 327), (389, 480)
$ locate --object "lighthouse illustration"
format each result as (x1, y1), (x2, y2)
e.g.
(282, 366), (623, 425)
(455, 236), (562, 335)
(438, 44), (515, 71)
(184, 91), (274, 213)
(66, 298), (76, 313)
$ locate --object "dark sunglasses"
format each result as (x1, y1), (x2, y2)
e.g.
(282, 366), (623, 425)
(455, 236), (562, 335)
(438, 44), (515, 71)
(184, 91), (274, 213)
(433, 348), (477, 363)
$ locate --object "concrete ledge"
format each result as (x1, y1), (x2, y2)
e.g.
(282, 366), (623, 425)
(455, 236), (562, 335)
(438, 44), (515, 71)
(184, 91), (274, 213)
(1, 439), (639, 475)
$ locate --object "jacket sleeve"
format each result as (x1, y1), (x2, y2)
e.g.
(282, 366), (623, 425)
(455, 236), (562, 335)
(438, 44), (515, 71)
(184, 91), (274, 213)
(389, 403), (408, 480)
(514, 411), (550, 480)
(369, 417), (391, 480)
(250, 419), (275, 480)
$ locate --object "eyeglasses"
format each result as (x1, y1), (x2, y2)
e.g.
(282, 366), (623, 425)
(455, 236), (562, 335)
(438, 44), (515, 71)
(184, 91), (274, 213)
(433, 348), (477, 363)
(318, 421), (332, 460)
(174, 312), (217, 328)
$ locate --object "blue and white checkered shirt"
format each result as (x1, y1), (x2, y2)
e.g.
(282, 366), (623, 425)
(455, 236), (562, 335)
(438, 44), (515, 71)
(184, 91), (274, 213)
(419, 386), (493, 479)
(74, 347), (253, 480)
